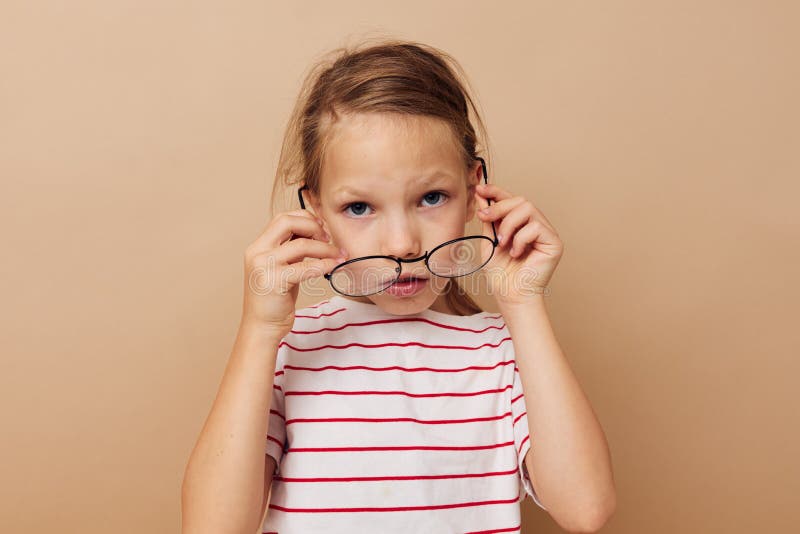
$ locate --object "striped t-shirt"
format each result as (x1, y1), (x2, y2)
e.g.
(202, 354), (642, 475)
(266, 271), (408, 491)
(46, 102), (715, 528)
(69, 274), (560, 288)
(262, 295), (546, 533)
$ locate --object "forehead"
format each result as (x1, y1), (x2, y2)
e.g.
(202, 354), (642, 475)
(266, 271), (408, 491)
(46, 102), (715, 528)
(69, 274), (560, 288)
(320, 112), (464, 194)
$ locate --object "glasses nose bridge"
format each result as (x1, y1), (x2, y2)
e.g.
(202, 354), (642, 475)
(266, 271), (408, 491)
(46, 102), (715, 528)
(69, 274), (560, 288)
(395, 251), (430, 265)
(392, 251), (433, 280)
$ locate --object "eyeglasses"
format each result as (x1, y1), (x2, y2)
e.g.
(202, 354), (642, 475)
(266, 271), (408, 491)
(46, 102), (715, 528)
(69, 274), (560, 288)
(298, 156), (500, 297)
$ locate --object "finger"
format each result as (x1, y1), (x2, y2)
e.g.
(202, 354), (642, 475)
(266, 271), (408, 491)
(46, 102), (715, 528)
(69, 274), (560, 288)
(509, 221), (543, 257)
(528, 205), (558, 236)
(274, 238), (345, 266)
(478, 186), (558, 234)
(473, 190), (496, 241)
(476, 196), (526, 227)
(284, 257), (343, 285)
(493, 201), (534, 248)
(284, 214), (331, 244)
(276, 211), (328, 245)
(510, 220), (561, 257)
(252, 211), (328, 254)
(476, 183), (514, 203)
(250, 210), (319, 250)
(478, 196), (560, 239)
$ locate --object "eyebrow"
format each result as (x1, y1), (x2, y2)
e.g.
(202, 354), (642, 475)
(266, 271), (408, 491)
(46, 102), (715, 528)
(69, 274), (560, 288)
(332, 171), (456, 198)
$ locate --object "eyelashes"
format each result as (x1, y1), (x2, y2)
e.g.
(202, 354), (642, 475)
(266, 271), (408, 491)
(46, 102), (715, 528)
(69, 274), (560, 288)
(342, 191), (450, 217)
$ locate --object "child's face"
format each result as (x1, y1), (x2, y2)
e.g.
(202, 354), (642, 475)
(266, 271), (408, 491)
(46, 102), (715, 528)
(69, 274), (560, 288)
(309, 112), (482, 314)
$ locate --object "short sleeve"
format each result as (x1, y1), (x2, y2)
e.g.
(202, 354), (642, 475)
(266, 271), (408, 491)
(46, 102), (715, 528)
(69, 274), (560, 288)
(264, 340), (288, 475)
(511, 362), (548, 510)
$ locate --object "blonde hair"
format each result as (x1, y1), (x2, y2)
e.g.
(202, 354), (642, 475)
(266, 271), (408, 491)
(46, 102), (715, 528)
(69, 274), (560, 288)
(270, 37), (494, 316)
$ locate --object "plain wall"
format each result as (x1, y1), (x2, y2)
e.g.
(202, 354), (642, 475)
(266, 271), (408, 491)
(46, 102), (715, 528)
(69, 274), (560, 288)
(1, 1), (798, 532)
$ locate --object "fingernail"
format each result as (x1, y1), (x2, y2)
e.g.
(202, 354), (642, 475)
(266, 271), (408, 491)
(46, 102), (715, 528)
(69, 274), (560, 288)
(339, 248), (348, 257)
(497, 234), (503, 244)
(479, 208), (490, 215)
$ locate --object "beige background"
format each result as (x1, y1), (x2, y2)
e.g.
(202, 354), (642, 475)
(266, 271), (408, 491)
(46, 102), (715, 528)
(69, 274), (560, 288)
(2, 1), (798, 532)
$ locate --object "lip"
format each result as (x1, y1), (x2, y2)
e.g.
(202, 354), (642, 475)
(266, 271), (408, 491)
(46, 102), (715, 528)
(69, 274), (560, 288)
(384, 277), (428, 297)
(397, 275), (428, 282)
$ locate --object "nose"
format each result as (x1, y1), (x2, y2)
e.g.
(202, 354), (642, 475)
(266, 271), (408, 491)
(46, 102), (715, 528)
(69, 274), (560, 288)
(381, 220), (424, 261)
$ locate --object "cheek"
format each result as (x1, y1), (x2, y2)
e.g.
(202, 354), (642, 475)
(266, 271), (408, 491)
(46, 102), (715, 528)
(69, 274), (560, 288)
(324, 223), (367, 255)
(446, 204), (470, 231)
(423, 204), (466, 238)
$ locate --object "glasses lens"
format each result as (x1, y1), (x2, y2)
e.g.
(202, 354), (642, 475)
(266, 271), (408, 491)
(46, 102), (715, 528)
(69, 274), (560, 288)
(329, 257), (400, 296)
(427, 237), (492, 277)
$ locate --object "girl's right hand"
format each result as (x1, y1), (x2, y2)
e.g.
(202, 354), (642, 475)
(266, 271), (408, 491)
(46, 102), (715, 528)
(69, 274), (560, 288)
(241, 209), (347, 337)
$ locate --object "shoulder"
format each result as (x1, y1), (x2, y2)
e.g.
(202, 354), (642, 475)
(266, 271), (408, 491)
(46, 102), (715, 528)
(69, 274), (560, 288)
(274, 298), (343, 363)
(284, 297), (346, 338)
(424, 308), (511, 349)
(293, 297), (342, 320)
(471, 310), (513, 352)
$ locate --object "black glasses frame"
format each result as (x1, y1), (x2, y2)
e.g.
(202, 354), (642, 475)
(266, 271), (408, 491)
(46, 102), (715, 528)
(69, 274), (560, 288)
(298, 156), (500, 296)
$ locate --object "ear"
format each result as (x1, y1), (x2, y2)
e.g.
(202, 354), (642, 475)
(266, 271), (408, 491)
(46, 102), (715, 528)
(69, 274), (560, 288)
(465, 160), (483, 224)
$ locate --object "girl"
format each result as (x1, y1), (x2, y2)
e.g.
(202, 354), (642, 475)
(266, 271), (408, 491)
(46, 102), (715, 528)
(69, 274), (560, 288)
(182, 39), (616, 534)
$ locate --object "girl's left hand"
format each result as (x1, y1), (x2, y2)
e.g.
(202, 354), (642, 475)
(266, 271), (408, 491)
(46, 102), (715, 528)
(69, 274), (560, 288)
(474, 183), (564, 307)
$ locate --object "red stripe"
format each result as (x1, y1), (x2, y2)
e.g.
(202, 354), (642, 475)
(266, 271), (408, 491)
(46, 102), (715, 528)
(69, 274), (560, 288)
(266, 434), (283, 448)
(290, 316), (506, 335)
(284, 384), (512, 398)
(511, 392), (524, 405)
(512, 411), (527, 426)
(281, 360), (514, 375)
(268, 494), (521, 513)
(287, 440), (515, 453)
(273, 467), (519, 483)
(465, 524), (521, 534)
(285, 411), (512, 426)
(517, 434), (530, 457)
(269, 409), (285, 421)
(278, 336), (512, 353)
(305, 300), (330, 309)
(294, 307), (346, 319)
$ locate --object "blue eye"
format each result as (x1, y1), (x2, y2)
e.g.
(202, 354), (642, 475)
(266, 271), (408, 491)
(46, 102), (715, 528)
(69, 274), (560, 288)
(345, 202), (370, 217)
(421, 191), (447, 207)
(343, 191), (449, 217)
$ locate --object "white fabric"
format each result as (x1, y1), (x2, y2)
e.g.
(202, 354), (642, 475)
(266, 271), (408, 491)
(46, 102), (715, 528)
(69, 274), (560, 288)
(263, 295), (546, 533)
